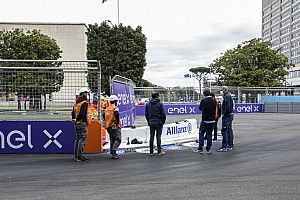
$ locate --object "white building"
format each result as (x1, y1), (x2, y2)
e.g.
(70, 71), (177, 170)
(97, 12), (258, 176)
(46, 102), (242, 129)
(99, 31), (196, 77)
(262, 0), (300, 86)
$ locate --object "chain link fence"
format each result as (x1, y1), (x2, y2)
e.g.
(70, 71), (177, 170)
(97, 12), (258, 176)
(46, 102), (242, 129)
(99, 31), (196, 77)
(0, 60), (100, 120)
(134, 86), (300, 104)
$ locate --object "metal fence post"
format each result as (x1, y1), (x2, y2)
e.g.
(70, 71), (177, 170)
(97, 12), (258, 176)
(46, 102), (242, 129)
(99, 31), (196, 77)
(238, 87), (241, 103)
(168, 87), (171, 103)
(97, 60), (102, 120)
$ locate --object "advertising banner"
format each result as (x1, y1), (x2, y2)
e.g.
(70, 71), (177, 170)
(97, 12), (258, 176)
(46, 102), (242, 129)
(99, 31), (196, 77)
(136, 103), (264, 116)
(112, 81), (136, 127)
(234, 103), (263, 113)
(0, 121), (75, 154)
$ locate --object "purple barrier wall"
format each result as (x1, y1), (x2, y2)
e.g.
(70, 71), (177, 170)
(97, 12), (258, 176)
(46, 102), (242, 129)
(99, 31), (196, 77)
(136, 103), (264, 116)
(0, 121), (75, 154)
(112, 81), (136, 127)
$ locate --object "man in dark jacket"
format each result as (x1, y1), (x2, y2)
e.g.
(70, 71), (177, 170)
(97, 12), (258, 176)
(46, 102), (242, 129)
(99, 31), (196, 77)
(217, 86), (234, 152)
(194, 89), (216, 154)
(72, 87), (90, 162)
(145, 92), (166, 156)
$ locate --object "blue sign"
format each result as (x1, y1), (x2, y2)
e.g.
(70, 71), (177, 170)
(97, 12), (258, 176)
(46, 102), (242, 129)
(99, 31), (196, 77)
(162, 145), (183, 151)
(166, 104), (200, 115)
(234, 103), (263, 113)
(0, 121), (75, 154)
(112, 81), (136, 127)
(136, 103), (264, 116)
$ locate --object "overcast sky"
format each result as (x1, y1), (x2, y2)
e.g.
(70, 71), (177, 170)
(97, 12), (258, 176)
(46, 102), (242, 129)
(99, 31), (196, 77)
(1, 0), (262, 87)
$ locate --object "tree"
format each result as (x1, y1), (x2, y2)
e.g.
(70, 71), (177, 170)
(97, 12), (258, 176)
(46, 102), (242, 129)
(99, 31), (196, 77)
(138, 79), (159, 87)
(86, 22), (147, 94)
(209, 38), (293, 87)
(0, 29), (63, 110)
(189, 67), (210, 99)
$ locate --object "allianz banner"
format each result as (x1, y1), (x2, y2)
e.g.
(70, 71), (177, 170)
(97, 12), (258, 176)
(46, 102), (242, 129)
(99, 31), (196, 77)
(136, 103), (264, 116)
(0, 121), (75, 153)
(112, 81), (136, 127)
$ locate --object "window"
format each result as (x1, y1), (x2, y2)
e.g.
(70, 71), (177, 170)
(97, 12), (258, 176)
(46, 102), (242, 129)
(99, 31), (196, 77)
(272, 15), (281, 24)
(281, 2), (290, 11)
(281, 27), (290, 35)
(292, 4), (300, 13)
(291, 58), (300, 64)
(292, 13), (300, 21)
(272, 39), (280, 46)
(272, 7), (281, 16)
(263, 15), (271, 23)
(281, 9), (291, 19)
(281, 0), (290, 4)
(291, 40), (300, 47)
(263, 30), (271, 37)
(280, 35), (290, 43)
(271, 24), (280, 32)
(291, 49), (300, 56)
(271, 32), (280, 40)
(292, 31), (300, 39)
(292, 21), (300, 30)
(281, 18), (291, 27)
(272, 1), (280, 10)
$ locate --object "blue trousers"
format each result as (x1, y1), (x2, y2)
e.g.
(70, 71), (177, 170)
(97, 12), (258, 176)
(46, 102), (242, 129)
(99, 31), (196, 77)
(221, 114), (234, 148)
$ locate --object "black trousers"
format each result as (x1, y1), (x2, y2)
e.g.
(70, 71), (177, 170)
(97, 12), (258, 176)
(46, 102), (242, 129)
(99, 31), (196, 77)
(74, 122), (88, 159)
(107, 127), (122, 155)
(149, 126), (163, 154)
(213, 118), (220, 139)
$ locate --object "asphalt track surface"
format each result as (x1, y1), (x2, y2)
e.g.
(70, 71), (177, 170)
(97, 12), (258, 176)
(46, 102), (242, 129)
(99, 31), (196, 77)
(0, 113), (299, 200)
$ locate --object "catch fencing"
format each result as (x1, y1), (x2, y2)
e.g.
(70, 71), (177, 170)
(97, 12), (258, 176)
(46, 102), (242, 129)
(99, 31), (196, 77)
(134, 86), (300, 104)
(0, 60), (100, 120)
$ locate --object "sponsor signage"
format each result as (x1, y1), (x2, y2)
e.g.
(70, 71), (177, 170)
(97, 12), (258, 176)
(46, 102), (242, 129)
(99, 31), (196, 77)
(112, 81), (136, 127)
(0, 121), (75, 153)
(234, 103), (263, 113)
(136, 103), (263, 116)
(166, 123), (192, 135)
(166, 104), (200, 115)
(162, 145), (183, 151)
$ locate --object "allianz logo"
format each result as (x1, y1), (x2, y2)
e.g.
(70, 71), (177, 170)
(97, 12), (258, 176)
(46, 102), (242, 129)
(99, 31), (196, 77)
(167, 123), (192, 135)
(167, 106), (196, 114)
(0, 125), (62, 149)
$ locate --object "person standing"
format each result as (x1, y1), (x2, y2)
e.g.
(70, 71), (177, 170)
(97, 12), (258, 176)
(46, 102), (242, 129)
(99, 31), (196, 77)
(145, 92), (166, 156)
(211, 93), (221, 141)
(105, 95), (122, 159)
(194, 89), (216, 154)
(217, 86), (234, 152)
(72, 87), (90, 162)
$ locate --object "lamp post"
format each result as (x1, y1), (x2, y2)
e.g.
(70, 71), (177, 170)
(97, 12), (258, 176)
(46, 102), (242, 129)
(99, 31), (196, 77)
(117, 0), (119, 25)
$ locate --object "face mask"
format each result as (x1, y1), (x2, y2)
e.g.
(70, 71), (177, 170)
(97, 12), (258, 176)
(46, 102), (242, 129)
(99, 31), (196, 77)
(220, 91), (224, 95)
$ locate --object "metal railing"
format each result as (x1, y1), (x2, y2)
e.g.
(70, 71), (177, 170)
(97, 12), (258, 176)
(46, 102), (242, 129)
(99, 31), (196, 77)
(0, 60), (100, 120)
(134, 86), (300, 104)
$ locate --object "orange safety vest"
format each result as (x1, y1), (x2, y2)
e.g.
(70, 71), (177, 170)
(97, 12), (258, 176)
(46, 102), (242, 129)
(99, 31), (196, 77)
(73, 100), (88, 123)
(105, 104), (122, 129)
(215, 97), (221, 119)
(87, 105), (98, 122)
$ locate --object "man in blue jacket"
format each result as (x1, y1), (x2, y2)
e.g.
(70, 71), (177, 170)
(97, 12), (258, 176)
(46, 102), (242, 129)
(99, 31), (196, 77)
(217, 86), (234, 152)
(145, 92), (166, 156)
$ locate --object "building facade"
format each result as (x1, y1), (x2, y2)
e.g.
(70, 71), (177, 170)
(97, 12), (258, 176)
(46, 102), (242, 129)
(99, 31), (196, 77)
(262, 0), (300, 86)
